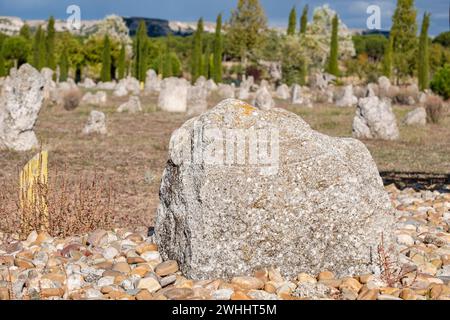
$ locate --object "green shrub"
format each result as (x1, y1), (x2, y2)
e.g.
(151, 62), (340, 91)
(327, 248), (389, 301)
(430, 64), (450, 99)
(433, 31), (450, 48)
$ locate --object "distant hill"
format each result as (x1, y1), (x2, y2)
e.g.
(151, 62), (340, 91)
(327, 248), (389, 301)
(0, 15), (215, 38)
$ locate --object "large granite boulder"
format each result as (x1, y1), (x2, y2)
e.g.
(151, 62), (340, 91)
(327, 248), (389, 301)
(352, 97), (400, 140)
(155, 98), (396, 280)
(158, 77), (189, 112)
(0, 64), (45, 151)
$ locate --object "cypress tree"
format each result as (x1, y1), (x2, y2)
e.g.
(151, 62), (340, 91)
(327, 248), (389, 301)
(418, 12), (430, 91)
(19, 24), (31, 40)
(287, 6), (297, 36)
(59, 47), (69, 82)
(0, 45), (5, 77)
(157, 47), (164, 76)
(191, 18), (204, 83)
(101, 35), (111, 82)
(139, 38), (148, 82)
(300, 5), (309, 34)
(213, 13), (223, 83)
(118, 43), (126, 80)
(327, 14), (339, 76)
(33, 26), (46, 70)
(46, 16), (56, 70)
(134, 21), (148, 82)
(228, 0), (268, 66)
(383, 36), (393, 78)
(162, 44), (173, 78)
(391, 0), (418, 82)
(202, 43), (211, 78)
(299, 59), (307, 85)
(38, 31), (46, 70)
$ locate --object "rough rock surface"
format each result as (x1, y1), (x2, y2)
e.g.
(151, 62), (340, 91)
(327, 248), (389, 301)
(217, 84), (235, 99)
(276, 84), (290, 100)
(352, 97), (400, 140)
(117, 96), (142, 113)
(194, 76), (207, 88)
(259, 61), (282, 82)
(403, 107), (427, 126)
(82, 110), (107, 135)
(187, 85), (208, 117)
(79, 78), (96, 89)
(113, 84), (128, 97)
(81, 91), (107, 106)
(155, 98), (396, 280)
(292, 85), (313, 108)
(144, 69), (161, 93)
(205, 79), (218, 92)
(336, 85), (358, 107)
(378, 76), (391, 98)
(238, 77), (254, 100)
(158, 78), (189, 112)
(0, 64), (45, 151)
(309, 72), (336, 91)
(253, 86), (275, 111)
(40, 68), (56, 101)
(97, 81), (117, 91)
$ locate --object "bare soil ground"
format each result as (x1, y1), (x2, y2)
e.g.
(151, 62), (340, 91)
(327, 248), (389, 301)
(1, 91), (449, 231)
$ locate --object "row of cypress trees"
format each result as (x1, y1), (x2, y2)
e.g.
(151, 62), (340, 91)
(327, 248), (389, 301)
(31, 16), (55, 71)
(287, 0), (431, 88)
(382, 0), (430, 89)
(287, 5), (309, 36)
(190, 14), (224, 84)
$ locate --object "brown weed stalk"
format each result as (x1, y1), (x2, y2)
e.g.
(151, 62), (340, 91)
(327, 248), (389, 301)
(377, 233), (415, 287)
(0, 170), (117, 239)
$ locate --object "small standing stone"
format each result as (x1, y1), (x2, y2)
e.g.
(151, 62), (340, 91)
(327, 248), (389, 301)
(82, 111), (107, 135)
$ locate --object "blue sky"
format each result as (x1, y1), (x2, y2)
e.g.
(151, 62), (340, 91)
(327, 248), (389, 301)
(0, 0), (448, 35)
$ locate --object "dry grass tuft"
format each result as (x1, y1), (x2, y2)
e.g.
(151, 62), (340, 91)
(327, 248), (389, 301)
(62, 89), (82, 111)
(0, 170), (117, 239)
(377, 233), (415, 287)
(425, 95), (444, 124)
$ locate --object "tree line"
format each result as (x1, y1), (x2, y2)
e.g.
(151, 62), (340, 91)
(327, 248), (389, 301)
(0, 0), (449, 96)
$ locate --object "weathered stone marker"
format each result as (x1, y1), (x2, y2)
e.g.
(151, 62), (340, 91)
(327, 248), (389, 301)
(156, 98), (395, 280)
(0, 64), (45, 151)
